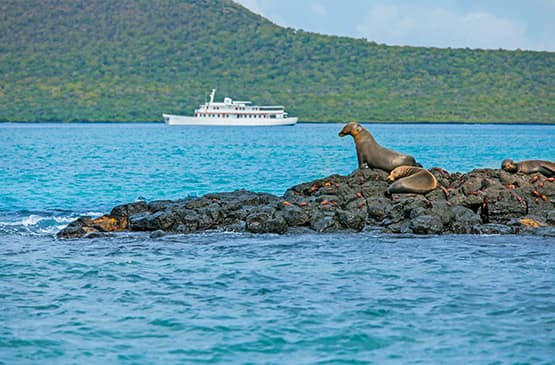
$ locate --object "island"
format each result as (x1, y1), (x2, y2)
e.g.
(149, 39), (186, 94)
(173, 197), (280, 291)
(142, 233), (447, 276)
(57, 167), (554, 238)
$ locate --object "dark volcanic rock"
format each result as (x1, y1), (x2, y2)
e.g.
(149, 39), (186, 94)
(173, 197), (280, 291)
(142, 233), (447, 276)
(245, 207), (288, 234)
(57, 167), (555, 238)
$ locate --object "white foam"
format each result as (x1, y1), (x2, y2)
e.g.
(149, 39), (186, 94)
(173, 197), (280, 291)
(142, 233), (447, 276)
(0, 212), (86, 236)
(0, 210), (108, 236)
(21, 214), (44, 226)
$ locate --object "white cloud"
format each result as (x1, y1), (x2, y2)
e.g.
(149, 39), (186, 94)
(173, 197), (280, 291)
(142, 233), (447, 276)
(356, 3), (529, 50)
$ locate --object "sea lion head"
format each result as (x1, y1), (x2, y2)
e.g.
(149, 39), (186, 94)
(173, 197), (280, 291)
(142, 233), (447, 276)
(387, 171), (398, 183)
(338, 122), (362, 137)
(501, 159), (518, 173)
(387, 166), (412, 182)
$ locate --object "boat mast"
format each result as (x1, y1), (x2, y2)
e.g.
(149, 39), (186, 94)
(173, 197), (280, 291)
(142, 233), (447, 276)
(209, 89), (216, 105)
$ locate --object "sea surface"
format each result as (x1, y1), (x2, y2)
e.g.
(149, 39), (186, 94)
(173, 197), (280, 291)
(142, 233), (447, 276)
(1, 122), (554, 363)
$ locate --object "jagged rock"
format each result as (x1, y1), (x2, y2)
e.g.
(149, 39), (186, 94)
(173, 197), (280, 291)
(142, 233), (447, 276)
(451, 206), (481, 234)
(111, 201), (149, 218)
(129, 210), (175, 231)
(280, 204), (310, 227)
(56, 216), (95, 238)
(245, 208), (287, 234)
(310, 211), (339, 233)
(336, 208), (366, 231)
(410, 215), (444, 234)
(473, 224), (514, 235)
(57, 167), (555, 238)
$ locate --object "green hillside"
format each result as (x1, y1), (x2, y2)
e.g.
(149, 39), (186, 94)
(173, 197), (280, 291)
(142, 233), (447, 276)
(1, 0), (554, 123)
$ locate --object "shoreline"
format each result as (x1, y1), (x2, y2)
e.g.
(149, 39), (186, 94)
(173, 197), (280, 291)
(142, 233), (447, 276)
(57, 167), (555, 239)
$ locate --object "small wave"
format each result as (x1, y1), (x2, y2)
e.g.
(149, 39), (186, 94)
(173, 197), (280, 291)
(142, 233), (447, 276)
(0, 211), (100, 236)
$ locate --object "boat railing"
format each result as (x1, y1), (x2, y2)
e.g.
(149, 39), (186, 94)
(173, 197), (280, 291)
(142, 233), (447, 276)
(258, 106), (285, 111)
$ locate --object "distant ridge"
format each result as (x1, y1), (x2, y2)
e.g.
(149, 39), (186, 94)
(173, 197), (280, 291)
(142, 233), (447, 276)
(1, 0), (554, 123)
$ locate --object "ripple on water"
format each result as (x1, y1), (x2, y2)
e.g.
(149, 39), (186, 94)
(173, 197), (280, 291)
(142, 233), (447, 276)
(1, 223), (555, 362)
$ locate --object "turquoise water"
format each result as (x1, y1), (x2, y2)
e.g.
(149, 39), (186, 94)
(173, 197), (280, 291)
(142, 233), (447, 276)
(1, 122), (554, 363)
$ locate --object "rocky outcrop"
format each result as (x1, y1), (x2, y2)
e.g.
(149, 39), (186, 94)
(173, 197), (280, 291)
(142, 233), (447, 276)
(57, 168), (555, 238)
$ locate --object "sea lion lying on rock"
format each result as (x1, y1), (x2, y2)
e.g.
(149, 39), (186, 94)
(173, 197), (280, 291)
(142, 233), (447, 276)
(501, 159), (554, 177)
(387, 166), (438, 194)
(339, 122), (418, 172)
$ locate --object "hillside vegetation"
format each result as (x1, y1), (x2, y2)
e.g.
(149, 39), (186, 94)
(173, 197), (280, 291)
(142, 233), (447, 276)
(1, 0), (554, 123)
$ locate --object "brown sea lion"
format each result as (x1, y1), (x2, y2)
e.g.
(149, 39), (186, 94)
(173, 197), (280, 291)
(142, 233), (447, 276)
(501, 159), (555, 177)
(338, 122), (418, 172)
(387, 166), (438, 194)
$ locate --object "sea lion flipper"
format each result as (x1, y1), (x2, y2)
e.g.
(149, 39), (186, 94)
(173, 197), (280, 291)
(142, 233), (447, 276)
(538, 164), (555, 177)
(387, 166), (437, 194)
(356, 148), (364, 169)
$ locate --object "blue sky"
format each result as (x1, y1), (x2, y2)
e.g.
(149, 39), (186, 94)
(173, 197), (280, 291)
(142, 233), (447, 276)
(234, 0), (555, 51)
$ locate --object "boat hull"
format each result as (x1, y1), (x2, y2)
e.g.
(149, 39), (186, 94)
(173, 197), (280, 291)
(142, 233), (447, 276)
(163, 114), (297, 126)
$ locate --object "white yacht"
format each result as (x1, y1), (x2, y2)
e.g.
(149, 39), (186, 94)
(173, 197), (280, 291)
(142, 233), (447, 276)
(163, 89), (298, 126)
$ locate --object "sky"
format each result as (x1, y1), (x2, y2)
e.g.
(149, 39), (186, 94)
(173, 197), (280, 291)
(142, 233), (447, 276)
(234, 0), (555, 51)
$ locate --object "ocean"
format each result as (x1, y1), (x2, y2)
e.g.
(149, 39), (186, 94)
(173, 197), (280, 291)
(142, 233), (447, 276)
(1, 122), (554, 363)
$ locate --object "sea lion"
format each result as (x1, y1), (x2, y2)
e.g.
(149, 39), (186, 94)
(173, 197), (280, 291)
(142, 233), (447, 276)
(387, 166), (438, 194)
(338, 122), (418, 172)
(501, 159), (554, 177)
